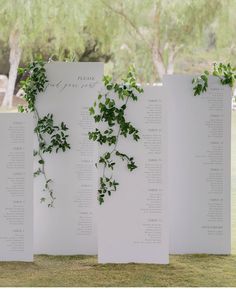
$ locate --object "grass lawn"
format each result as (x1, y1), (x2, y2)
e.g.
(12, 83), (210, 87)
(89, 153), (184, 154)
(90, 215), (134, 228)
(0, 254), (235, 287)
(0, 111), (235, 287)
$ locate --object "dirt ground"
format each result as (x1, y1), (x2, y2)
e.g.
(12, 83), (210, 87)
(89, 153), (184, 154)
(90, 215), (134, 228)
(0, 94), (27, 108)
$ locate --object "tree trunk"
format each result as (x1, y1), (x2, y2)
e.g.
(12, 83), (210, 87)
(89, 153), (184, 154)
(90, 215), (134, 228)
(167, 45), (183, 75)
(152, 44), (166, 81)
(166, 48), (175, 75)
(2, 29), (22, 108)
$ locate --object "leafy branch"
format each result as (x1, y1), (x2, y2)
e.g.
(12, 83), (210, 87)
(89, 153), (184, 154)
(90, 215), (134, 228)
(192, 62), (236, 95)
(18, 60), (71, 207)
(88, 66), (143, 204)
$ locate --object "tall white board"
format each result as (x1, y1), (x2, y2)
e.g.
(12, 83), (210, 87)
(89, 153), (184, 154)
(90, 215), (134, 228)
(0, 113), (33, 261)
(98, 86), (169, 264)
(164, 75), (231, 254)
(34, 62), (103, 255)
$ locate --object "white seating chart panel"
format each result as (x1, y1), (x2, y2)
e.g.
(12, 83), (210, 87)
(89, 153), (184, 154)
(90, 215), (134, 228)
(98, 86), (169, 264)
(34, 62), (103, 255)
(0, 113), (33, 261)
(165, 75), (231, 254)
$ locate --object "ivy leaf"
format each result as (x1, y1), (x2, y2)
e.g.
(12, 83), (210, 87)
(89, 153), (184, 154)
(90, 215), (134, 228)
(89, 107), (95, 115)
(194, 62), (236, 96)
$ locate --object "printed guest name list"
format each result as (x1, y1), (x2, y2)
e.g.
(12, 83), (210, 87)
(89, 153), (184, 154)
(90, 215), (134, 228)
(0, 113), (33, 261)
(165, 75), (231, 254)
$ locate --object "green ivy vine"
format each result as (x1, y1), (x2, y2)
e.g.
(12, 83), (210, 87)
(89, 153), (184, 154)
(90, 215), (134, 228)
(88, 67), (143, 204)
(18, 60), (71, 207)
(192, 62), (236, 95)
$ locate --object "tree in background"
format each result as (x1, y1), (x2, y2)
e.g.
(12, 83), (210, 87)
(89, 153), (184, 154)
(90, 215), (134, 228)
(0, 0), (84, 107)
(0, 0), (112, 108)
(101, 0), (223, 81)
(0, 0), (234, 107)
(213, 0), (236, 62)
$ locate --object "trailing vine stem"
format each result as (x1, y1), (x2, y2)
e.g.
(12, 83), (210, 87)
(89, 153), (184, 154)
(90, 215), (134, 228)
(192, 62), (236, 96)
(18, 59), (71, 207)
(101, 95), (129, 178)
(33, 108), (54, 206)
(88, 66), (143, 204)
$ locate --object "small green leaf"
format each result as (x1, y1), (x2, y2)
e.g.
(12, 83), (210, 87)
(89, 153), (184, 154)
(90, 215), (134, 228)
(89, 107), (95, 115)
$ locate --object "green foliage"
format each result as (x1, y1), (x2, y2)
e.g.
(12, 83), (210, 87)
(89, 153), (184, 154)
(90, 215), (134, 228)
(192, 62), (236, 96)
(18, 60), (71, 207)
(192, 70), (209, 95)
(212, 62), (236, 87)
(88, 66), (143, 204)
(17, 60), (47, 111)
(0, 0), (115, 74)
(34, 116), (70, 153)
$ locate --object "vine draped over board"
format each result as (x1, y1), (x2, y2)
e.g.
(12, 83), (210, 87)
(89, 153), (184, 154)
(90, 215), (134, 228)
(18, 60), (71, 207)
(192, 63), (236, 95)
(88, 66), (144, 204)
